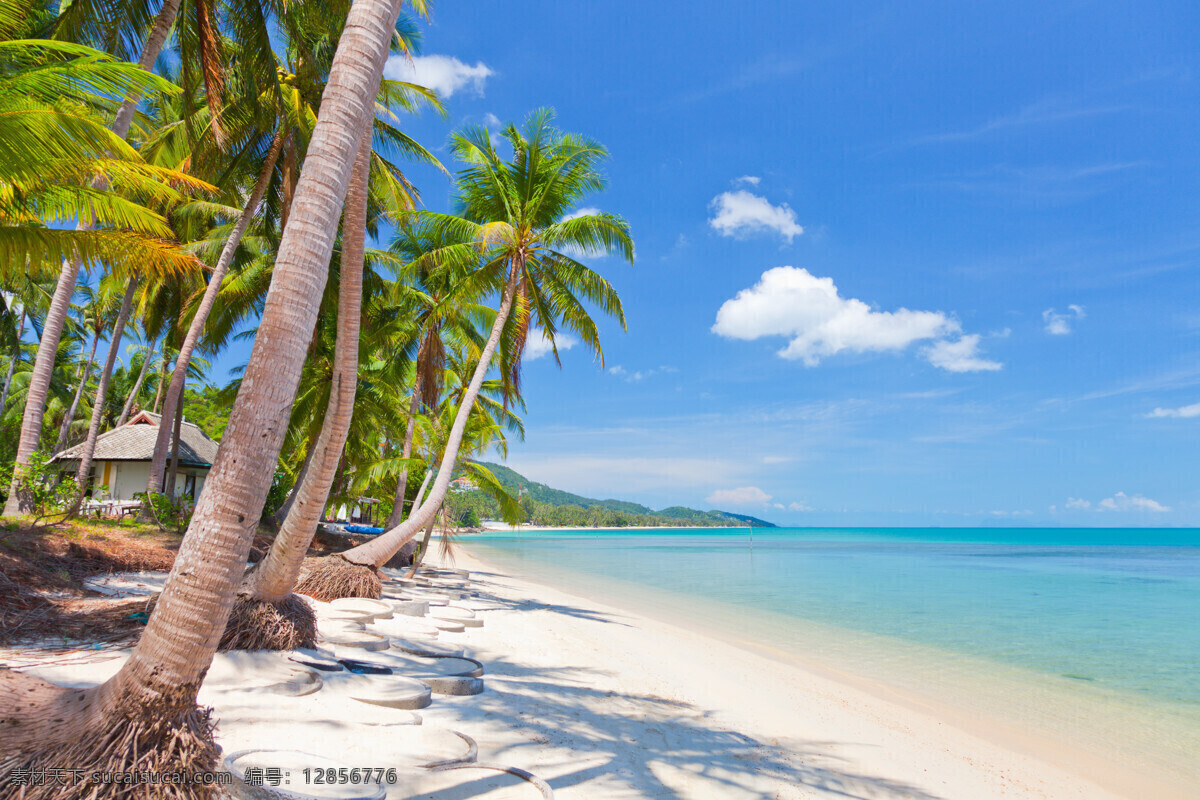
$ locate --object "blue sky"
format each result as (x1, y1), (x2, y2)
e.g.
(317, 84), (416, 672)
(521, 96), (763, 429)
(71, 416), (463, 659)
(238, 2), (1200, 525)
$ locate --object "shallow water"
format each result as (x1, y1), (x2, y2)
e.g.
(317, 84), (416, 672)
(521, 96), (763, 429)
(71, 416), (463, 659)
(468, 527), (1200, 786)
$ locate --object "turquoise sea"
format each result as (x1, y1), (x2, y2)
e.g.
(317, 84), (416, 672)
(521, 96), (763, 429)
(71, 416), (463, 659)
(466, 527), (1200, 787)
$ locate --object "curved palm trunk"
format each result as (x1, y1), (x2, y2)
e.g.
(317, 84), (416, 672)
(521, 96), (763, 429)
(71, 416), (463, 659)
(71, 283), (135, 508)
(146, 128), (285, 496)
(2, 0), (183, 517)
(246, 121), (371, 603)
(384, 383), (422, 528)
(409, 465), (434, 519)
(53, 328), (101, 455)
(406, 504), (440, 578)
(275, 436), (318, 525)
(118, 338), (157, 426)
(165, 374), (185, 499)
(339, 263), (520, 568)
(0, 0), (403, 781)
(0, 310), (25, 415)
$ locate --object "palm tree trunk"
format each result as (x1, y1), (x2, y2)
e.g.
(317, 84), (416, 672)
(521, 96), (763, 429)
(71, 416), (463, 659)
(151, 349), (169, 412)
(1, 0), (183, 517)
(409, 465), (434, 520)
(245, 121), (371, 603)
(52, 328), (101, 455)
(146, 127), (285, 496)
(384, 382), (422, 528)
(339, 261), (521, 568)
(165, 373), (185, 499)
(406, 505), (440, 578)
(0, 0), (404, 779)
(71, 283), (136, 508)
(276, 437), (318, 525)
(118, 337), (157, 426)
(0, 310), (24, 415)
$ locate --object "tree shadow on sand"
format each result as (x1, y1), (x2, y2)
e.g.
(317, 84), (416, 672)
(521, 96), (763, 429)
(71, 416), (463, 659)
(454, 653), (947, 800)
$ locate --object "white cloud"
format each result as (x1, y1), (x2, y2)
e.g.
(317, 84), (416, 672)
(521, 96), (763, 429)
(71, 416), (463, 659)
(1098, 492), (1170, 512)
(608, 365), (625, 376)
(1146, 402), (1200, 418)
(507, 455), (740, 494)
(383, 55), (494, 98)
(788, 501), (811, 511)
(921, 335), (1003, 373)
(1065, 497), (1092, 510)
(607, 364), (654, 382)
(1043, 304), (1086, 335)
(761, 455), (791, 464)
(706, 486), (772, 506)
(524, 330), (578, 361)
(713, 266), (990, 370)
(733, 175), (761, 186)
(483, 112), (501, 127)
(708, 190), (804, 243)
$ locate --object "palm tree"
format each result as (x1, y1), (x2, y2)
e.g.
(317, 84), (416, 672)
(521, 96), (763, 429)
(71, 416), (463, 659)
(1, 18), (207, 515)
(297, 109), (632, 598)
(0, 0), (412, 784)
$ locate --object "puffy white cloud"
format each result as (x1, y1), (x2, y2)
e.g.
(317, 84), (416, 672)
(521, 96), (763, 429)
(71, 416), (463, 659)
(706, 486), (772, 506)
(1097, 492), (1170, 512)
(708, 190), (804, 243)
(1065, 497), (1092, 510)
(383, 55), (494, 98)
(1146, 402), (1200, 418)
(713, 267), (977, 368)
(733, 175), (761, 186)
(524, 330), (578, 361)
(788, 501), (811, 511)
(921, 335), (1003, 373)
(1043, 304), (1086, 335)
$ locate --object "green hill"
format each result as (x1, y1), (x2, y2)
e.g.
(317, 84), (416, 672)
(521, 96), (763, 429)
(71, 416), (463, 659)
(462, 462), (777, 529)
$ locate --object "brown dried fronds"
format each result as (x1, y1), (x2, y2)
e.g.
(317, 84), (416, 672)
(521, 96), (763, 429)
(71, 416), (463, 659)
(293, 554), (381, 601)
(218, 594), (317, 651)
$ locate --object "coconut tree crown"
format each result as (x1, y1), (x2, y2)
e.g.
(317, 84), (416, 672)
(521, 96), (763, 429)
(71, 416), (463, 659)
(417, 108), (633, 399)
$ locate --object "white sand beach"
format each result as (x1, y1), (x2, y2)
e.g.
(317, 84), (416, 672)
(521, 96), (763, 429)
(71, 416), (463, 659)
(428, 545), (1186, 800)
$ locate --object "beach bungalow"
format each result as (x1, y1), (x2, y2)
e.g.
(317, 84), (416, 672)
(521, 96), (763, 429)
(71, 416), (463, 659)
(53, 410), (220, 503)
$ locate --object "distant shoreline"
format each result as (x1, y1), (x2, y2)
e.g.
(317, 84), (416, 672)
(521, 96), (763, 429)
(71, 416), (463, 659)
(471, 522), (760, 533)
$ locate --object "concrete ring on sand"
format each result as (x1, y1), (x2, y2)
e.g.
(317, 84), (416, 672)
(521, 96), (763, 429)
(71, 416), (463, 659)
(432, 607), (483, 628)
(320, 671), (433, 710)
(369, 616), (442, 639)
(400, 763), (554, 799)
(330, 597), (393, 620)
(317, 630), (389, 651)
(326, 650), (485, 696)
(430, 619), (467, 633)
(390, 638), (466, 658)
(224, 750), (385, 800)
(382, 597), (431, 617)
(201, 652), (323, 697)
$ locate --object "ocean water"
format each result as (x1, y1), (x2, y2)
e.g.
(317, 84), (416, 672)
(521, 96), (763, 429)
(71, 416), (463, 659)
(467, 527), (1200, 786)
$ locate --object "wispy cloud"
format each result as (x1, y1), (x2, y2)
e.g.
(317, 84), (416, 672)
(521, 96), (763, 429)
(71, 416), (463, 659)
(1058, 492), (1170, 513)
(1145, 401), (1200, 419)
(905, 98), (1131, 147)
(733, 175), (761, 186)
(922, 335), (1003, 373)
(383, 55), (494, 98)
(525, 330), (579, 361)
(708, 190), (804, 243)
(1043, 305), (1086, 335)
(706, 486), (772, 506)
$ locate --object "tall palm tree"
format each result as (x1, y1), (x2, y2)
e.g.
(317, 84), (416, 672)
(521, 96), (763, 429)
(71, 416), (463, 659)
(0, 0), (418, 788)
(297, 109), (632, 598)
(1, 18), (207, 515)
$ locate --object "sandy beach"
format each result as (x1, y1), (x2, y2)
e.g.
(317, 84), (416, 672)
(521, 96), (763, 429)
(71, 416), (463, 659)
(428, 544), (1182, 800)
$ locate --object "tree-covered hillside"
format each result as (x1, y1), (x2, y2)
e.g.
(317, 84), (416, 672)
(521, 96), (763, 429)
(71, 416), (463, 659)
(444, 462), (776, 528)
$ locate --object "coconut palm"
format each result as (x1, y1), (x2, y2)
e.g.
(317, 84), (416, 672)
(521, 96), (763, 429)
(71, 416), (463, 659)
(1, 15), (208, 515)
(296, 109), (632, 598)
(0, 0), (413, 787)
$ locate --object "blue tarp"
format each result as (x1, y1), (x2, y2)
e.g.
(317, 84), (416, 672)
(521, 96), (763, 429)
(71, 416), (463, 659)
(345, 524), (384, 535)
